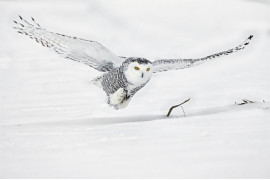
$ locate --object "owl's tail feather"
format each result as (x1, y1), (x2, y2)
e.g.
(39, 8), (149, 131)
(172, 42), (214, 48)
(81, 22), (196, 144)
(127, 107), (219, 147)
(91, 75), (104, 88)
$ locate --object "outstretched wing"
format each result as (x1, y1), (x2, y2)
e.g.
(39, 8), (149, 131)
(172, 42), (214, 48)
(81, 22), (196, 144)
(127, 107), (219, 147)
(13, 16), (123, 72)
(152, 35), (253, 73)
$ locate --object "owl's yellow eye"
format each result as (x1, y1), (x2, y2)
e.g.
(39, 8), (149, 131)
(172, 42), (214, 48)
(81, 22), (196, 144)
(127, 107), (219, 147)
(146, 68), (150, 71)
(134, 66), (140, 70)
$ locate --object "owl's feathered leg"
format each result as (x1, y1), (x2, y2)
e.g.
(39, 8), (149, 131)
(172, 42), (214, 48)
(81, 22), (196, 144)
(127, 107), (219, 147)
(117, 97), (131, 109)
(108, 88), (131, 110)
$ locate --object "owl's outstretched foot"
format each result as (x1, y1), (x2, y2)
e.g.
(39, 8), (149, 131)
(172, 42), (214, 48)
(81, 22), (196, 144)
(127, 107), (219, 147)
(109, 88), (131, 110)
(110, 88), (127, 104)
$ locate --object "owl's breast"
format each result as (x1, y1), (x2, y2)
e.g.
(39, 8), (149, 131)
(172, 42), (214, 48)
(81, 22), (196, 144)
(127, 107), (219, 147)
(127, 82), (148, 97)
(101, 68), (128, 95)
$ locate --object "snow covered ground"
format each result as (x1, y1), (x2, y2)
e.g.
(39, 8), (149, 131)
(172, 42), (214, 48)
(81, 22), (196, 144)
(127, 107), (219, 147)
(0, 0), (270, 178)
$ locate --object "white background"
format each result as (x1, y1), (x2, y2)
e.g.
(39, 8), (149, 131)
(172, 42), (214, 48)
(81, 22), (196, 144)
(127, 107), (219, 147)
(0, 0), (270, 178)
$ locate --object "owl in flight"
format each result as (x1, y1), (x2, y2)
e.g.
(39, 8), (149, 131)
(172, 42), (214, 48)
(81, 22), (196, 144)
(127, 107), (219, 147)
(14, 16), (253, 109)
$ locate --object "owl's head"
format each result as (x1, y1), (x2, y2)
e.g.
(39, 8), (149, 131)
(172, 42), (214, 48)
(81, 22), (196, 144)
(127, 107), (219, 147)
(122, 57), (153, 85)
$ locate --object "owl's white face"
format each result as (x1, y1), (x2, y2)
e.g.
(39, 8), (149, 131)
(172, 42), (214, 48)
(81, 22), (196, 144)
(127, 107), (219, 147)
(124, 62), (153, 85)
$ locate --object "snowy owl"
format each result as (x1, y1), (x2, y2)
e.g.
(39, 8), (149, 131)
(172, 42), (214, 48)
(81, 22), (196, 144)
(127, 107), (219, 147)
(13, 16), (253, 109)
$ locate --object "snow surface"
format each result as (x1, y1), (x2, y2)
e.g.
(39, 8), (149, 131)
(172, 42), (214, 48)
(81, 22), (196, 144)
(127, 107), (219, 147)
(0, 0), (270, 178)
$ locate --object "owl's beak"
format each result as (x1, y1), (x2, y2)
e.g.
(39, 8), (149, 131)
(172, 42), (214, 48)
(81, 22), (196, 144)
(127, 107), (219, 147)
(141, 73), (144, 78)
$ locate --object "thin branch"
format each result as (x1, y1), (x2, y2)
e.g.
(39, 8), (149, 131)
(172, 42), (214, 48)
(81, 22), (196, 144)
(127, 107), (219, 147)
(235, 99), (255, 105)
(167, 98), (191, 117)
(180, 105), (186, 117)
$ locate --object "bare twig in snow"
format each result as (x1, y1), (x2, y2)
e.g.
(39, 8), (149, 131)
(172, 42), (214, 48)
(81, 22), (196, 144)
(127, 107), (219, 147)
(236, 99), (256, 105)
(167, 98), (191, 117)
(180, 106), (187, 118)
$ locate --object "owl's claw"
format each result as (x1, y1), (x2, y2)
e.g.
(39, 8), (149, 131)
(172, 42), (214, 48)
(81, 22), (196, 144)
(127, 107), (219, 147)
(123, 89), (130, 101)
